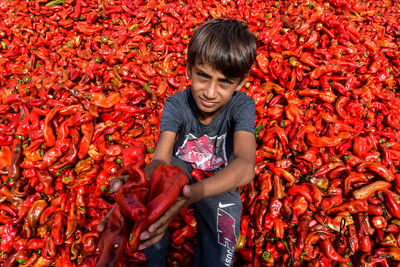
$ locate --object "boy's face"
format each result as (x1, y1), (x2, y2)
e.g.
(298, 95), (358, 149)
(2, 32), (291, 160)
(187, 63), (247, 124)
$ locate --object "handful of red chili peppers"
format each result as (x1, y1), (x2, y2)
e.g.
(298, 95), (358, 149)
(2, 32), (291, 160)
(95, 142), (188, 266)
(0, 0), (400, 266)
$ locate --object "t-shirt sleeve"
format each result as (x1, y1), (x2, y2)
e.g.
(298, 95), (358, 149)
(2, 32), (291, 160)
(232, 95), (256, 134)
(160, 97), (183, 133)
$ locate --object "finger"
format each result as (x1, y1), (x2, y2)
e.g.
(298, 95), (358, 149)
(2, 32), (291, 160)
(119, 174), (129, 183)
(144, 197), (188, 235)
(139, 230), (150, 241)
(141, 223), (165, 241)
(109, 175), (129, 192)
(96, 218), (107, 232)
(147, 216), (167, 233)
(96, 206), (114, 232)
(138, 232), (166, 250)
(182, 184), (192, 198)
(139, 213), (170, 241)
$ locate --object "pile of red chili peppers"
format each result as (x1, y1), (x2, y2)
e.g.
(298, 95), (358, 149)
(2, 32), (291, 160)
(0, 0), (399, 266)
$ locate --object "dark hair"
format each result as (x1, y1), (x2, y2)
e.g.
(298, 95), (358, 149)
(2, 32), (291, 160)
(187, 18), (257, 79)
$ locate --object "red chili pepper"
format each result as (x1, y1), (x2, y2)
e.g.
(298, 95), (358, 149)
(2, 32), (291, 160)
(306, 131), (351, 147)
(319, 238), (350, 263)
(309, 65), (341, 80)
(327, 199), (369, 216)
(114, 103), (148, 115)
(190, 169), (213, 182)
(15, 104), (30, 139)
(375, 247), (400, 261)
(96, 134), (122, 157)
(299, 52), (319, 68)
(171, 225), (197, 245)
(287, 184), (313, 204)
(253, 199), (268, 232)
(43, 107), (60, 147)
(239, 248), (253, 262)
(356, 162), (395, 182)
(296, 210), (312, 250)
(352, 180), (391, 200)
(179, 208), (197, 229)
(291, 195), (308, 224)
(256, 52), (269, 74)
(51, 210), (65, 246)
(8, 138), (22, 181)
(384, 191), (400, 218)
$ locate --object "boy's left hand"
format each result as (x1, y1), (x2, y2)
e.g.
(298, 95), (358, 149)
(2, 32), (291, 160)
(138, 184), (192, 250)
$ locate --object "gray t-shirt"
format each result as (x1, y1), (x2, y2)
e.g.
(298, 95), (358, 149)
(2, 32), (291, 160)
(160, 88), (255, 172)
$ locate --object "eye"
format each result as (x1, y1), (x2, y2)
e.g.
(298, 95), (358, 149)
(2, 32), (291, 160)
(220, 79), (233, 85)
(198, 72), (209, 79)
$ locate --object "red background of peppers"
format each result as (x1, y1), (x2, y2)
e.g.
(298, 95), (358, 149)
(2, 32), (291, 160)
(0, 0), (400, 266)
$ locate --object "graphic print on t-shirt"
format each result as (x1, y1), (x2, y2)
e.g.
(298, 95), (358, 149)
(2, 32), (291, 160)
(176, 133), (227, 171)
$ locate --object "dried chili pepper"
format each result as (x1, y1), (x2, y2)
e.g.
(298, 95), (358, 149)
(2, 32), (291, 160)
(8, 139), (22, 181)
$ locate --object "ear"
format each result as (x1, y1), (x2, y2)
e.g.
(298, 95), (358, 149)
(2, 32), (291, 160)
(186, 65), (192, 79)
(235, 73), (249, 91)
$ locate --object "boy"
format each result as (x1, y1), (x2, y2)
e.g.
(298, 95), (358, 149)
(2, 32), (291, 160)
(99, 18), (257, 267)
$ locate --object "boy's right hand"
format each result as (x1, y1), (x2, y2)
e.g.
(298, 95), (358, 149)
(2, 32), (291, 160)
(138, 184), (192, 250)
(96, 174), (129, 232)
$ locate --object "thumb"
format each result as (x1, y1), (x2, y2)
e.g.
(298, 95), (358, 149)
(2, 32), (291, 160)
(182, 184), (192, 198)
(109, 175), (129, 192)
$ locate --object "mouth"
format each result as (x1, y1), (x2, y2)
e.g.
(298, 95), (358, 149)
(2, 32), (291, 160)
(200, 98), (216, 107)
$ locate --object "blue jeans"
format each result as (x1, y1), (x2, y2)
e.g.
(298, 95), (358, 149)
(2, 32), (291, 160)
(145, 190), (241, 267)
(144, 230), (169, 267)
(144, 156), (242, 267)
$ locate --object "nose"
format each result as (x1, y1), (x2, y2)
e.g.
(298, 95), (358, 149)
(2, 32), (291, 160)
(203, 81), (217, 99)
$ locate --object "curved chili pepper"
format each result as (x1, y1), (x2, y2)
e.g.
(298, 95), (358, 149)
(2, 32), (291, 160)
(51, 210), (65, 246)
(18, 192), (41, 219)
(287, 185), (313, 204)
(43, 107), (60, 147)
(356, 162), (395, 182)
(64, 200), (77, 241)
(82, 232), (100, 254)
(253, 199), (268, 232)
(15, 104), (30, 139)
(306, 132), (351, 147)
(327, 199), (368, 215)
(52, 128), (80, 170)
(291, 195), (308, 224)
(116, 183), (149, 221)
(375, 247), (400, 261)
(352, 180), (391, 200)
(384, 191), (400, 218)
(8, 138), (22, 181)
(309, 65), (341, 80)
(90, 92), (121, 109)
(304, 230), (335, 259)
(319, 238), (350, 263)
(26, 199), (47, 228)
(76, 123), (95, 160)
(40, 205), (57, 226)
(296, 210), (312, 250)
